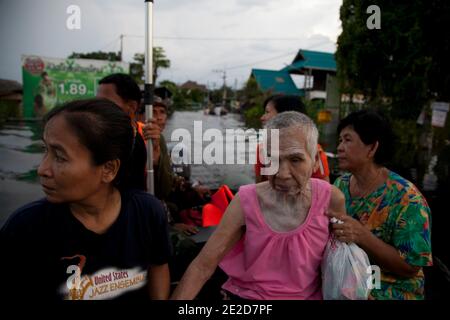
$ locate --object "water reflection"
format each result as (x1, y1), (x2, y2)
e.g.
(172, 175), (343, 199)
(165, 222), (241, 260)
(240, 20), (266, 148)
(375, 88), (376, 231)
(164, 110), (254, 189)
(0, 121), (45, 226)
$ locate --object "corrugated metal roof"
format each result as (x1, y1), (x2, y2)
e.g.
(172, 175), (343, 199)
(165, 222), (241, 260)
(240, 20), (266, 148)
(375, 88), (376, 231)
(251, 69), (304, 96)
(284, 49), (336, 72)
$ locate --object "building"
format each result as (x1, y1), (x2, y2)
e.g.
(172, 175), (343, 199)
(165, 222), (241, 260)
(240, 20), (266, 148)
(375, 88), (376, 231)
(248, 49), (337, 101)
(246, 50), (340, 152)
(281, 49), (336, 100)
(180, 81), (207, 93)
(249, 69), (304, 96)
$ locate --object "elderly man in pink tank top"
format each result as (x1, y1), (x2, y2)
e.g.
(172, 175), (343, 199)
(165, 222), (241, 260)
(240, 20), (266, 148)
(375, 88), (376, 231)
(172, 111), (346, 300)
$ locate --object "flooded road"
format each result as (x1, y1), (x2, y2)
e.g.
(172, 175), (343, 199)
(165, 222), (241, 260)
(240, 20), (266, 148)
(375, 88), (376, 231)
(163, 110), (255, 189)
(0, 121), (45, 226)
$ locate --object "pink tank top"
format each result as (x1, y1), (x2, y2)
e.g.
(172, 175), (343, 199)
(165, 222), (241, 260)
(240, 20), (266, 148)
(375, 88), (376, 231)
(219, 178), (331, 300)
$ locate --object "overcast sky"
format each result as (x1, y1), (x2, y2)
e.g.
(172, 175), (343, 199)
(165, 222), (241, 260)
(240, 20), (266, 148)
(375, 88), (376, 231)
(0, 0), (342, 89)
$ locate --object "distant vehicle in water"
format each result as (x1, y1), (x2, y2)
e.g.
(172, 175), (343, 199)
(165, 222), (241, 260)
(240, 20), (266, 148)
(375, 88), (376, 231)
(203, 102), (216, 116)
(203, 107), (216, 116)
(203, 104), (228, 116)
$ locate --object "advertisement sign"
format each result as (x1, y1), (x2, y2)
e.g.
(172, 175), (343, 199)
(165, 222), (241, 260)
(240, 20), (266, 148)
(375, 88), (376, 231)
(431, 102), (449, 128)
(22, 55), (129, 117)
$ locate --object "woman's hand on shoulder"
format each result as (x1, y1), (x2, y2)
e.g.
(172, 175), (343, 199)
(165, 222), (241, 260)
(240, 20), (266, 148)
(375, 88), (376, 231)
(327, 185), (370, 245)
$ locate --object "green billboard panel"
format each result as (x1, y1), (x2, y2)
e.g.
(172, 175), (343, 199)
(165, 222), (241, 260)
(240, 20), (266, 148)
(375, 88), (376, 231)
(21, 55), (129, 117)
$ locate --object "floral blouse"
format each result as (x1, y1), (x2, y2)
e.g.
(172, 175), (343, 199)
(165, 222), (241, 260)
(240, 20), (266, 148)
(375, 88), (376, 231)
(334, 171), (432, 300)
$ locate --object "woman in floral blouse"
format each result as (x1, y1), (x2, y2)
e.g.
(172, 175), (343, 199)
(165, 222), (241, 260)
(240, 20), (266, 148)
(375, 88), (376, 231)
(330, 109), (432, 300)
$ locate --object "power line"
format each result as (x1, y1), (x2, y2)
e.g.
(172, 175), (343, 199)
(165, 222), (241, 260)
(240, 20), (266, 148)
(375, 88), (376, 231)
(118, 34), (308, 41)
(225, 51), (297, 71)
(223, 39), (334, 71)
(156, 36), (304, 41)
(195, 52), (290, 86)
(99, 36), (121, 51)
(122, 34), (144, 38)
(195, 39), (334, 84)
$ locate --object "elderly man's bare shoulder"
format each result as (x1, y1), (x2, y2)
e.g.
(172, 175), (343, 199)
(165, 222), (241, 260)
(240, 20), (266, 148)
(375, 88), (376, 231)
(328, 185), (346, 218)
(221, 192), (245, 227)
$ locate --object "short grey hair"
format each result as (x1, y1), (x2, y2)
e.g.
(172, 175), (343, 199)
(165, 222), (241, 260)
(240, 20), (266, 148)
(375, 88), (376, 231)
(265, 111), (318, 159)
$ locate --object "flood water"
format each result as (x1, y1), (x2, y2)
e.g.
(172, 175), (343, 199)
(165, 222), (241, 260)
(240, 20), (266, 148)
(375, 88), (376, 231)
(0, 110), (254, 227)
(164, 110), (255, 188)
(0, 121), (45, 226)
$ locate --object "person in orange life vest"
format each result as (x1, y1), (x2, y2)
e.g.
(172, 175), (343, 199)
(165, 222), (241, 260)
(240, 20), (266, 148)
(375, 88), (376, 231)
(97, 73), (172, 197)
(256, 94), (330, 183)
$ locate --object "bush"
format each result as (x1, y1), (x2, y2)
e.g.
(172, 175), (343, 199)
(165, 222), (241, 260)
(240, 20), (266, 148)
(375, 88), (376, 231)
(244, 104), (264, 129)
(390, 119), (420, 173)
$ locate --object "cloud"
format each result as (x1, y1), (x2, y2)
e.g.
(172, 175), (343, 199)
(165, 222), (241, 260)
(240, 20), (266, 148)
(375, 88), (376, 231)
(0, 0), (341, 88)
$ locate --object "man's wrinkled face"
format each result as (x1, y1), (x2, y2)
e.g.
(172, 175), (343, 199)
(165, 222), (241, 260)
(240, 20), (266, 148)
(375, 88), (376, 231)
(268, 126), (315, 196)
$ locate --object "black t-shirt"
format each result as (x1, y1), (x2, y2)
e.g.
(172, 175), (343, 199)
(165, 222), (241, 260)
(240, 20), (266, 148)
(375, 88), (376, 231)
(0, 189), (172, 301)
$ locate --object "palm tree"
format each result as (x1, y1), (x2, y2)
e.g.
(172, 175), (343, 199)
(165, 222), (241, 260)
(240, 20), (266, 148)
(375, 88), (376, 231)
(130, 47), (170, 84)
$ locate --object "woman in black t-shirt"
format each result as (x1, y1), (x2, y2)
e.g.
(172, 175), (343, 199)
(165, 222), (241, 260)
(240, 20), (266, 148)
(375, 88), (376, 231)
(0, 99), (172, 300)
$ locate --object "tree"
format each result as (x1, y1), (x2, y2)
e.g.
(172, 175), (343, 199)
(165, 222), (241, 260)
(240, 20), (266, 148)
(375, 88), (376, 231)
(130, 47), (171, 84)
(159, 80), (209, 111)
(336, 0), (450, 183)
(209, 86), (234, 106)
(240, 76), (271, 128)
(153, 47), (171, 82)
(182, 88), (206, 105)
(159, 80), (186, 111)
(336, 0), (450, 120)
(69, 48), (170, 85)
(68, 51), (121, 61)
(159, 80), (178, 96)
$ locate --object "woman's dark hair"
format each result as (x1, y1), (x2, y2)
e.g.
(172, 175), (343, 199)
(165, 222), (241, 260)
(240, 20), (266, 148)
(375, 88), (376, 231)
(263, 94), (306, 114)
(98, 73), (142, 105)
(44, 98), (134, 188)
(337, 109), (395, 165)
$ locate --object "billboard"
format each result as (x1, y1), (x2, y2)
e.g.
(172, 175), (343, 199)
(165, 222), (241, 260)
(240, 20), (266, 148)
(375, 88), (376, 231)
(21, 55), (129, 117)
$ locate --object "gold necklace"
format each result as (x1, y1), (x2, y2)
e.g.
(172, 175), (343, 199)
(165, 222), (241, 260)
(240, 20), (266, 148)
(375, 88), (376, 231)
(351, 167), (385, 198)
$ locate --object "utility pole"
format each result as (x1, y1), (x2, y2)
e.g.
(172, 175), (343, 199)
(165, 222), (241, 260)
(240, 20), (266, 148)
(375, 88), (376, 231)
(119, 34), (124, 61)
(206, 81), (211, 104)
(213, 69), (227, 107)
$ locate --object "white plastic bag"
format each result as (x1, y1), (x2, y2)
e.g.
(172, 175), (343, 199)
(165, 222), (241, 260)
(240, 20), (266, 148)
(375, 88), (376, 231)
(321, 236), (371, 300)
